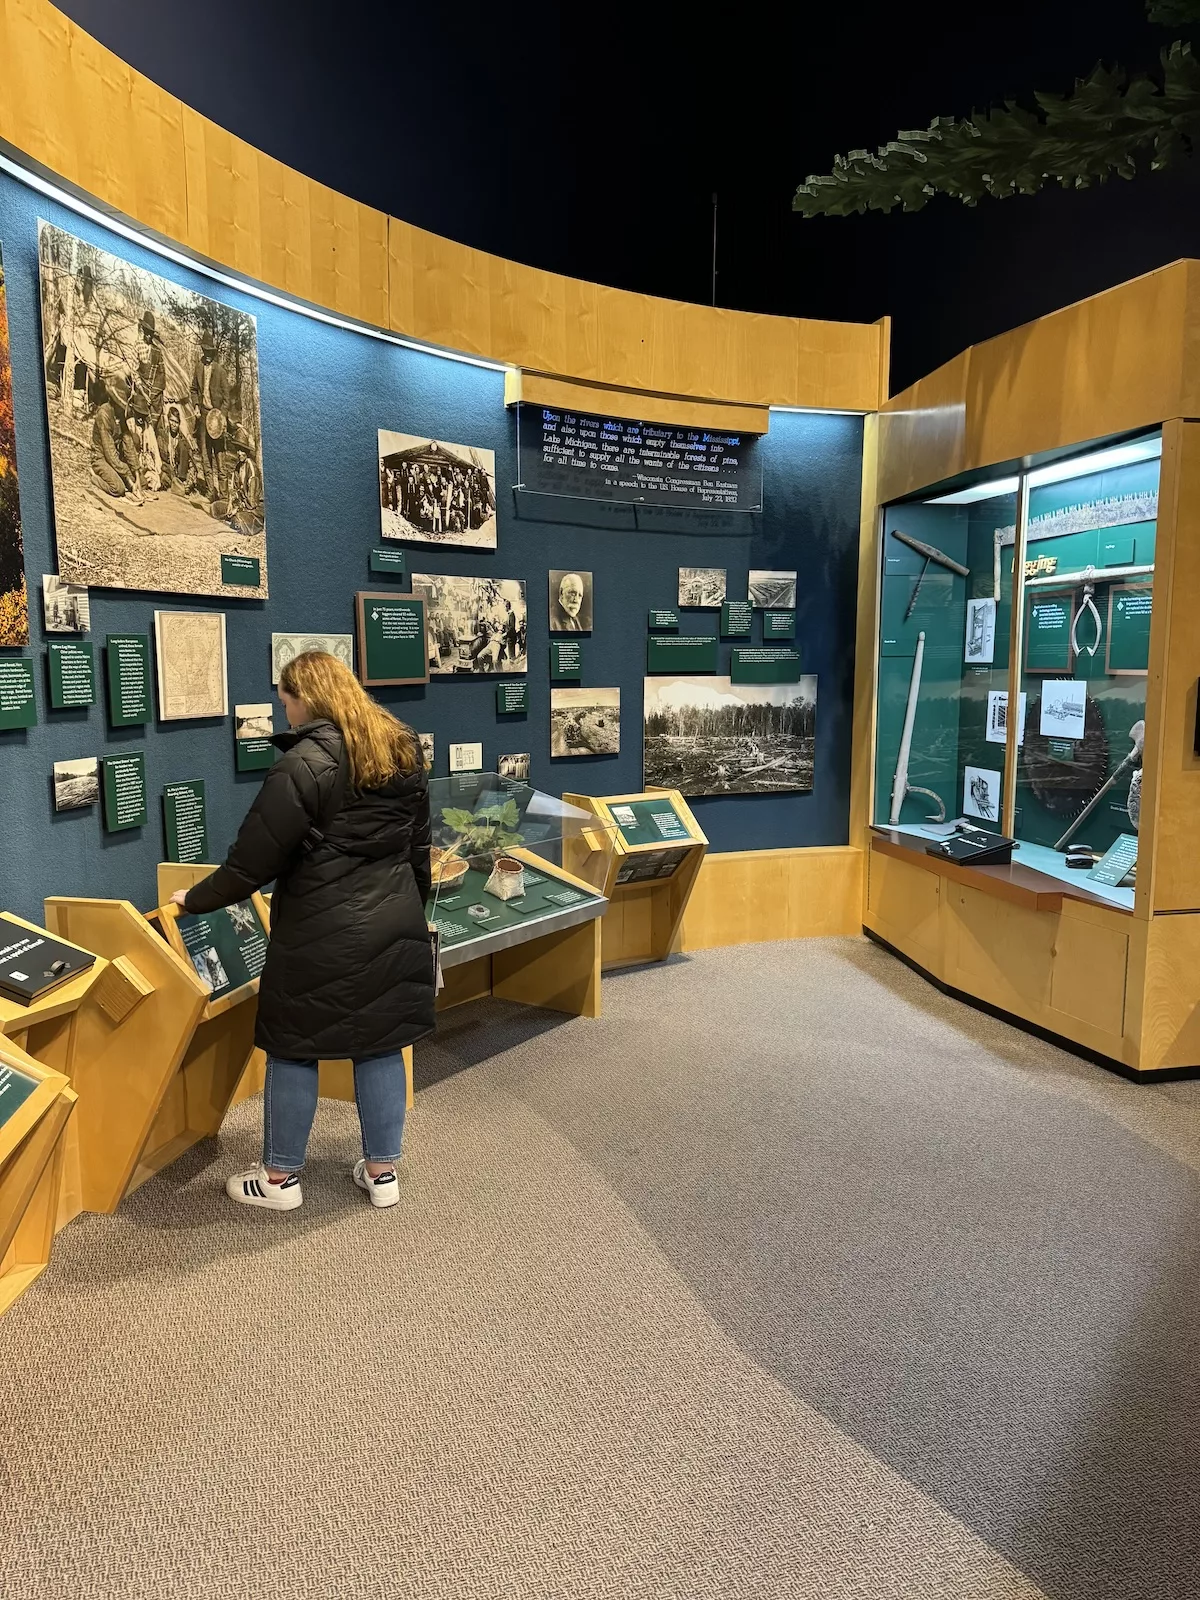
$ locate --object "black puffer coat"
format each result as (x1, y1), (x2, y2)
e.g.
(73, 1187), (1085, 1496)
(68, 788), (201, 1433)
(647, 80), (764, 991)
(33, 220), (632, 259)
(184, 719), (436, 1059)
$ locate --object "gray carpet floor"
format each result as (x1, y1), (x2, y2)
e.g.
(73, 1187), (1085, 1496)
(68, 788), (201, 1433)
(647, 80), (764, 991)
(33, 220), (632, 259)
(2, 936), (1199, 1600)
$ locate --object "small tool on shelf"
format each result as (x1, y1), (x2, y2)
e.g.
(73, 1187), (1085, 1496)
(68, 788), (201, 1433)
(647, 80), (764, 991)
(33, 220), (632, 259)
(891, 530), (971, 621)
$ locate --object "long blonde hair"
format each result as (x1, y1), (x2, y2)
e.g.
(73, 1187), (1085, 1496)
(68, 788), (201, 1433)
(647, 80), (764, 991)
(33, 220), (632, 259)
(280, 651), (420, 789)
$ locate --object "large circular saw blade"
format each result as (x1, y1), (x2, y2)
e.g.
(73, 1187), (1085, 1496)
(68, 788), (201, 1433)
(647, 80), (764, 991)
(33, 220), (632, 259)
(1021, 694), (1110, 815)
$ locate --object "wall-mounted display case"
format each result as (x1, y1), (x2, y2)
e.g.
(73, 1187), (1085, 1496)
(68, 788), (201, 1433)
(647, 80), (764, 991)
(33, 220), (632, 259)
(874, 432), (1160, 912)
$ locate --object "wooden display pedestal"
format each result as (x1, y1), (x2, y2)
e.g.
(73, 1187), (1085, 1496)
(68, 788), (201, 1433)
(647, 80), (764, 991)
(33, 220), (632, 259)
(863, 829), (1193, 1077)
(563, 790), (707, 969)
(0, 1036), (75, 1316)
(436, 914), (603, 1019)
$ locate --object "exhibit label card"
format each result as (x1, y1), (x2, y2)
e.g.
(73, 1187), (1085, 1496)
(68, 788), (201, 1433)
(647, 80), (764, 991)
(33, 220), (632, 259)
(163, 780), (209, 864)
(1088, 832), (1138, 887)
(549, 641), (582, 681)
(102, 752), (147, 831)
(0, 1062), (39, 1129)
(0, 657), (36, 729)
(105, 634), (151, 726)
(720, 601), (753, 639)
(730, 646), (801, 684)
(1025, 595), (1073, 672)
(369, 547), (408, 579)
(646, 635), (718, 674)
(356, 593), (428, 686)
(47, 640), (95, 709)
(177, 900), (267, 1000)
(235, 702), (276, 772)
(1107, 585), (1152, 673)
(648, 608), (679, 632)
(609, 797), (691, 847)
(496, 681), (528, 715)
(762, 610), (795, 640)
(220, 554), (261, 587)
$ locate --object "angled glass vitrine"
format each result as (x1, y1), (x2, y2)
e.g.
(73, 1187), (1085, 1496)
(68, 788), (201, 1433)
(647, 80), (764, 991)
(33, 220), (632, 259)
(874, 431), (1161, 910)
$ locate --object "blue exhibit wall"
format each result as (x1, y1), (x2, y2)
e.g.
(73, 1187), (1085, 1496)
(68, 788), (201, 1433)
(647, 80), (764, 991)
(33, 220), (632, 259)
(0, 164), (864, 925)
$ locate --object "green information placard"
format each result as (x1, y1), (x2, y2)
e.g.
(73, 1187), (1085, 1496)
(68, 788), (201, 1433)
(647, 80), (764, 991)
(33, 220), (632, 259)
(0, 657), (36, 729)
(0, 1063), (39, 1129)
(646, 634), (718, 673)
(763, 610), (796, 640)
(355, 592), (428, 686)
(176, 900), (268, 1000)
(550, 640), (582, 680)
(1024, 594), (1074, 673)
(1106, 585), (1152, 674)
(720, 601), (753, 639)
(730, 647), (801, 684)
(47, 640), (95, 709)
(236, 737), (275, 772)
(220, 554), (261, 587)
(1088, 832), (1138, 887)
(496, 681), (528, 715)
(101, 752), (147, 832)
(648, 608), (680, 632)
(105, 634), (151, 727)
(163, 780), (209, 864)
(370, 547), (408, 579)
(1101, 534), (1135, 567)
(607, 797), (692, 847)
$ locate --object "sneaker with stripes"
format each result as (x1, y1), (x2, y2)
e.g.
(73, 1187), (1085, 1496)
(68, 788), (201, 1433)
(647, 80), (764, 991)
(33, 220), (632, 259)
(353, 1159), (400, 1208)
(225, 1164), (303, 1210)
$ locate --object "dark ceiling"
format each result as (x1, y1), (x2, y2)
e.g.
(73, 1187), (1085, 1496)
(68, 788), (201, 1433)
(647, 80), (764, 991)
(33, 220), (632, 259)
(55, 0), (1200, 392)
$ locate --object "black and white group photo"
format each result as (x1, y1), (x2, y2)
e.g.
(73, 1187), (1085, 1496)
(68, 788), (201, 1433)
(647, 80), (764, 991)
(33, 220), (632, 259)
(643, 674), (818, 795)
(38, 222), (268, 601)
(548, 569), (593, 632)
(498, 752), (530, 782)
(748, 570), (797, 609)
(411, 574), (527, 675)
(378, 432), (497, 550)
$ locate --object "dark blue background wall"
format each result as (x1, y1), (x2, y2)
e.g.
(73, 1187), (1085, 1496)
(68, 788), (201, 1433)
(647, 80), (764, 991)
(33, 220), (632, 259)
(0, 165), (863, 925)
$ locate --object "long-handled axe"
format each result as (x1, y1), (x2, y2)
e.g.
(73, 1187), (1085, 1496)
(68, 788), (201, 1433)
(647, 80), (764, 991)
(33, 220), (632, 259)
(892, 530), (970, 620)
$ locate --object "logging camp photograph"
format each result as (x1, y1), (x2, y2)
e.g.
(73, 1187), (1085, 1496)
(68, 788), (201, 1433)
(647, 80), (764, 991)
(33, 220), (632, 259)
(378, 431), (497, 550)
(37, 222), (267, 600)
(643, 674), (818, 795)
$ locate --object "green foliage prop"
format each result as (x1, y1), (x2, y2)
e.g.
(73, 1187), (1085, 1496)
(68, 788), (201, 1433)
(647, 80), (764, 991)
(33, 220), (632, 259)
(795, 1), (1200, 217)
(441, 798), (524, 857)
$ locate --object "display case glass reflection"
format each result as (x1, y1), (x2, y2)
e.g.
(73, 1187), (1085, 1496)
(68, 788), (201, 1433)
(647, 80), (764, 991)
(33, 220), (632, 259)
(426, 775), (617, 964)
(873, 431), (1160, 909)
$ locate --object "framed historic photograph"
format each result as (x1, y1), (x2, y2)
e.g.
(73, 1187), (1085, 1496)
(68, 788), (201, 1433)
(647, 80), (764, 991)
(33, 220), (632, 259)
(38, 221), (268, 600)
(643, 674), (817, 795)
(410, 574), (527, 675)
(677, 567), (726, 608)
(378, 431), (496, 550)
(52, 756), (99, 812)
(42, 574), (90, 634)
(548, 569), (593, 633)
(550, 687), (620, 757)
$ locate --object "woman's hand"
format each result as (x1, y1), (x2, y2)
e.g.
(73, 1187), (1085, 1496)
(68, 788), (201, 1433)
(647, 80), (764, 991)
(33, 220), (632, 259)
(170, 889), (189, 908)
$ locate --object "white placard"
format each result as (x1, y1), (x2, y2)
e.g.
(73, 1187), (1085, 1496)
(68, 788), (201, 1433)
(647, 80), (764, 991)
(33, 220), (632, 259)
(986, 690), (1027, 746)
(964, 597), (996, 664)
(449, 742), (483, 773)
(1039, 679), (1087, 742)
(963, 765), (1002, 822)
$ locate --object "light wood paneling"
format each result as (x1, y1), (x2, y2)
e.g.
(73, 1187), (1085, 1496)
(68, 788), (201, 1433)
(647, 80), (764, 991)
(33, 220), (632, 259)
(878, 261), (1197, 503)
(1141, 420), (1200, 912)
(492, 917), (602, 1019)
(1137, 912), (1200, 1071)
(0, 1037), (75, 1315)
(681, 846), (863, 952)
(0, 1), (882, 409)
(866, 845), (942, 964)
(504, 370), (770, 434)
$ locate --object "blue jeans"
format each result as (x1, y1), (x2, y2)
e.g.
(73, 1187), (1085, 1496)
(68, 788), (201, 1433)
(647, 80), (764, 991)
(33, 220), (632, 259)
(263, 1054), (407, 1173)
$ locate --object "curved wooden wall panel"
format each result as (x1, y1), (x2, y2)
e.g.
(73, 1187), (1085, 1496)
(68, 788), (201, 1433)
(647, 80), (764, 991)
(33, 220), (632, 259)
(878, 259), (1200, 503)
(0, 0), (883, 412)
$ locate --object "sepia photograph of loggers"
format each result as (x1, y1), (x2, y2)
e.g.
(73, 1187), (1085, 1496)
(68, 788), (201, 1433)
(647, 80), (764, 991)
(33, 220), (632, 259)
(643, 674), (818, 795)
(378, 432), (496, 550)
(38, 221), (268, 600)
(411, 574), (527, 675)
(678, 567), (726, 608)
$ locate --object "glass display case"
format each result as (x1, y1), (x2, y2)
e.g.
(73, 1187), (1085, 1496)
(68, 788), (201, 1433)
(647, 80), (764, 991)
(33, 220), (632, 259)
(873, 431), (1160, 910)
(426, 774), (618, 965)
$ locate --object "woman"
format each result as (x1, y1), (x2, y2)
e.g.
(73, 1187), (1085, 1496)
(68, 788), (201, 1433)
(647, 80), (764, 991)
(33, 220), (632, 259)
(173, 651), (435, 1212)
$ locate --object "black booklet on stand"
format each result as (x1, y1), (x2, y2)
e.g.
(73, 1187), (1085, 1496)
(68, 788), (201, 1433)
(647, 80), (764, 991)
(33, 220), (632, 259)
(0, 924), (96, 1005)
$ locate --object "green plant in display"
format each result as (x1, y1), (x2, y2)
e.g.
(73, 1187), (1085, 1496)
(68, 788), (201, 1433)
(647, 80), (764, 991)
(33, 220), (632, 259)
(441, 798), (524, 858)
(794, 0), (1200, 217)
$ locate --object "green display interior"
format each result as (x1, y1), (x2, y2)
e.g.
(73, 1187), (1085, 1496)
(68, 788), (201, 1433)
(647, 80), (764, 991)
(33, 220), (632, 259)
(427, 864), (603, 950)
(875, 450), (1158, 859)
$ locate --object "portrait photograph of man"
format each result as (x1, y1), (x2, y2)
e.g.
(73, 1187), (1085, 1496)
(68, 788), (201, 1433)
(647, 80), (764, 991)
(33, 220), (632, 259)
(548, 569), (592, 633)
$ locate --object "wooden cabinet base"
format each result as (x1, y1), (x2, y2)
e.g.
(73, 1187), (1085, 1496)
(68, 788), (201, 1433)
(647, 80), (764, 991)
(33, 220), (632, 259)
(0, 1040), (76, 1316)
(863, 834), (1200, 1079)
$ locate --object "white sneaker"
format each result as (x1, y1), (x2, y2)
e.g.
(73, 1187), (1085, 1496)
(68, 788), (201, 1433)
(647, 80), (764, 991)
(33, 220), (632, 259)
(226, 1164), (303, 1210)
(353, 1159), (399, 1209)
